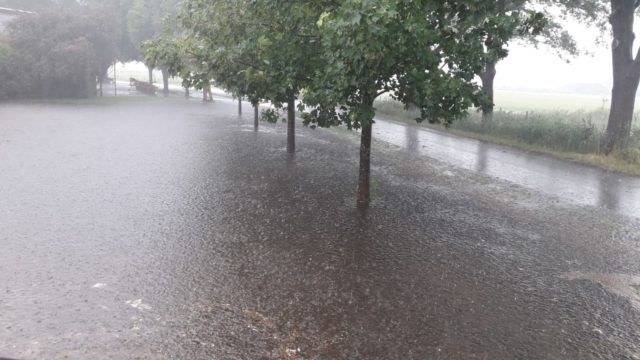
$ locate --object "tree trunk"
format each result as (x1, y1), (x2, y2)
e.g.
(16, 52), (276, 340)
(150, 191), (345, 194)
(148, 66), (153, 84)
(605, 0), (640, 154)
(287, 96), (295, 153)
(203, 85), (212, 102)
(480, 59), (497, 126)
(607, 77), (639, 152)
(98, 76), (103, 97)
(357, 122), (373, 209)
(254, 103), (259, 129)
(238, 98), (242, 115)
(185, 86), (189, 99)
(161, 68), (169, 96)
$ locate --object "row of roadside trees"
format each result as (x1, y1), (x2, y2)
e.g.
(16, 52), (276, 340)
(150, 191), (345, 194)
(163, 0), (635, 207)
(163, 0), (549, 207)
(1, 0), (639, 207)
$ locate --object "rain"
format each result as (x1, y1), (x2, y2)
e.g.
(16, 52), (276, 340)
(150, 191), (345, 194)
(1, 1), (640, 359)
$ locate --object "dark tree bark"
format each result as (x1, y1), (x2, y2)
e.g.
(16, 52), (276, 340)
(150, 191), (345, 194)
(148, 66), (153, 85)
(161, 68), (169, 96)
(605, 0), (640, 154)
(287, 96), (296, 153)
(357, 121), (373, 208)
(254, 103), (259, 129)
(356, 94), (376, 208)
(480, 59), (497, 126)
(238, 98), (242, 115)
(478, 0), (506, 126)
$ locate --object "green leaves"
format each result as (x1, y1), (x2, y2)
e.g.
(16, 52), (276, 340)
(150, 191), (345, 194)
(300, 0), (512, 128)
(177, 0), (533, 128)
(180, 0), (326, 110)
(141, 37), (186, 78)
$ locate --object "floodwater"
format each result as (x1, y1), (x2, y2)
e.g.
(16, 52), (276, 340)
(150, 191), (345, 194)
(1, 99), (640, 359)
(374, 116), (640, 220)
(0, 13), (15, 31)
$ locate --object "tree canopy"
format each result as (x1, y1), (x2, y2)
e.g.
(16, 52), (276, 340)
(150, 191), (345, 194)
(180, 0), (522, 206)
(182, 0), (330, 151)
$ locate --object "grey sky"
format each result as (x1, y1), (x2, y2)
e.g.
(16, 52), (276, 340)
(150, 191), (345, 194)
(497, 18), (640, 93)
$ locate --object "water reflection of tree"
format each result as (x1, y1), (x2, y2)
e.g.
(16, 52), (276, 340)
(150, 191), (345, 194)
(405, 125), (419, 153)
(598, 173), (620, 211)
(475, 141), (489, 173)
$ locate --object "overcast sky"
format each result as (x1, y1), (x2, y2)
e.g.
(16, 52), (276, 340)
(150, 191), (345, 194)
(498, 45), (611, 92)
(496, 18), (638, 93)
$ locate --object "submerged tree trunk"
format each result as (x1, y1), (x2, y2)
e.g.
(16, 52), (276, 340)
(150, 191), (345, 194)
(238, 98), (242, 115)
(185, 86), (189, 99)
(161, 68), (169, 96)
(605, 0), (640, 154)
(202, 85), (212, 102)
(254, 103), (259, 129)
(287, 96), (295, 153)
(480, 59), (497, 126)
(357, 122), (373, 208)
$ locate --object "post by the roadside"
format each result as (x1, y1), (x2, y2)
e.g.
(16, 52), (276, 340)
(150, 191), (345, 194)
(114, 62), (117, 97)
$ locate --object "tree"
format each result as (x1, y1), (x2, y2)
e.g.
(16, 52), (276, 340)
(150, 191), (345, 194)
(181, 0), (327, 152)
(141, 37), (180, 96)
(604, 0), (639, 153)
(127, 0), (182, 92)
(142, 36), (201, 97)
(302, 0), (518, 208)
(1, 8), (120, 99)
(476, 1), (544, 124)
(476, 0), (608, 124)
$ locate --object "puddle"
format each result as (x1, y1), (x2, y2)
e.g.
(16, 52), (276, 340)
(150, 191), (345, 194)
(561, 272), (640, 309)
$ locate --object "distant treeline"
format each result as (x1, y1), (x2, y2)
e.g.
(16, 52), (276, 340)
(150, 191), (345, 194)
(0, 0), (180, 100)
(0, 9), (120, 99)
(0, 0), (77, 11)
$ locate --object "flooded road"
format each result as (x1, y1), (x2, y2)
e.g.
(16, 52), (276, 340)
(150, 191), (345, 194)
(0, 12), (15, 31)
(373, 116), (640, 219)
(1, 99), (640, 359)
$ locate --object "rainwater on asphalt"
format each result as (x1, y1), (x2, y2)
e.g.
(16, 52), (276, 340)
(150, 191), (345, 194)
(374, 116), (640, 220)
(1, 98), (640, 359)
(0, 12), (14, 31)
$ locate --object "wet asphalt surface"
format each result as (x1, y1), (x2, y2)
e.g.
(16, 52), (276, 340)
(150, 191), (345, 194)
(0, 13), (15, 32)
(1, 99), (640, 359)
(373, 116), (640, 219)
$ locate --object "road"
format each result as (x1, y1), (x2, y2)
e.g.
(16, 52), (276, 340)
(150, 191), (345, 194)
(373, 115), (640, 219)
(1, 98), (639, 359)
(0, 12), (14, 31)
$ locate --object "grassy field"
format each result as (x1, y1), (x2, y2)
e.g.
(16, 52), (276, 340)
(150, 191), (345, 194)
(494, 90), (613, 112)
